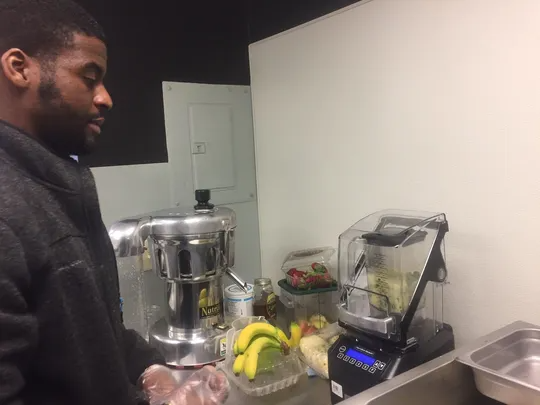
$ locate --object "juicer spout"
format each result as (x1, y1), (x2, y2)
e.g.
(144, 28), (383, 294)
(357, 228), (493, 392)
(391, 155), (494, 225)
(108, 216), (151, 257)
(225, 268), (249, 292)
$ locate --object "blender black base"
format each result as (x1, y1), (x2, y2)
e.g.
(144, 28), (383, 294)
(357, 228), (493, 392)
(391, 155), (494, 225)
(328, 323), (455, 404)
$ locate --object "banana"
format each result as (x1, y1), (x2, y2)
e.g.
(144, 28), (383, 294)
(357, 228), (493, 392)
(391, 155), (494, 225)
(236, 322), (280, 353)
(233, 354), (246, 375)
(243, 336), (283, 380)
(276, 327), (291, 346)
(233, 339), (239, 356)
(246, 336), (282, 354)
(290, 322), (302, 348)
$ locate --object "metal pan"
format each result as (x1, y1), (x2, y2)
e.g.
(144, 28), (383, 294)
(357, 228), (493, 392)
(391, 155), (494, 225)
(458, 328), (540, 404)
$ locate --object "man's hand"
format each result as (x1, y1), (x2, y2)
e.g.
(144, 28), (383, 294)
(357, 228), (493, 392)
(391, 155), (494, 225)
(166, 366), (230, 405)
(139, 364), (179, 404)
(140, 365), (230, 405)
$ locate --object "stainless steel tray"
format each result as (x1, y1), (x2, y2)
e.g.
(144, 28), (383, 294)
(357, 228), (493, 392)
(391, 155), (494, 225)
(458, 328), (540, 404)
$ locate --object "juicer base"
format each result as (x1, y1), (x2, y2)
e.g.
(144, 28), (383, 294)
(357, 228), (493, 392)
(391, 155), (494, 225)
(149, 318), (229, 368)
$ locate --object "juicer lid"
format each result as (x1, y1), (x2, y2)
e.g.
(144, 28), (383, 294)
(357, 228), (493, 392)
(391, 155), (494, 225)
(149, 189), (236, 236)
(108, 190), (235, 257)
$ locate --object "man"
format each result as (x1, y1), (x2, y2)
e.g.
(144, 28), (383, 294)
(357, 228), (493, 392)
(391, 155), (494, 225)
(0, 1), (228, 404)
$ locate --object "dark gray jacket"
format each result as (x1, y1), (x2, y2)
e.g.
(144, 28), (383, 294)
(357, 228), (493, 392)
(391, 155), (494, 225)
(0, 121), (164, 405)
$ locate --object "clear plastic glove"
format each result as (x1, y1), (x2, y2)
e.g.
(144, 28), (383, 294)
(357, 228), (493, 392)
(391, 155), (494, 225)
(166, 366), (230, 405)
(139, 364), (180, 404)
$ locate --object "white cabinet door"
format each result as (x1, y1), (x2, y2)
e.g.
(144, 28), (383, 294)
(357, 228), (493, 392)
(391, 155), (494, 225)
(162, 82), (257, 207)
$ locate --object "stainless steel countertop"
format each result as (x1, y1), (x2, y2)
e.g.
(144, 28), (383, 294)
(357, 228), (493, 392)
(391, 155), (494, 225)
(340, 320), (536, 405)
(174, 321), (536, 405)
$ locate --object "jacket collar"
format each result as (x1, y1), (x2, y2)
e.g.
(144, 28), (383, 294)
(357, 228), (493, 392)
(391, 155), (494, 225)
(0, 120), (84, 193)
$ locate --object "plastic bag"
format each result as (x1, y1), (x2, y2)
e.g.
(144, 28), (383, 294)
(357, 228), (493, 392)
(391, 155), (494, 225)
(166, 366), (230, 405)
(140, 365), (230, 405)
(139, 364), (180, 403)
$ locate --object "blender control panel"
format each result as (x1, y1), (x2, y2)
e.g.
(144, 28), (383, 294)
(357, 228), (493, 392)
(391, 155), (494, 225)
(328, 336), (394, 404)
(334, 344), (389, 375)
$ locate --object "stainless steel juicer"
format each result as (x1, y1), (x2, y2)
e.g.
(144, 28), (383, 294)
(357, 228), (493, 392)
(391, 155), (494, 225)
(109, 189), (247, 367)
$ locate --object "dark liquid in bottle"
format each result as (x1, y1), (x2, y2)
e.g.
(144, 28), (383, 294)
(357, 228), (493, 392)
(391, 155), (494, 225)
(253, 292), (277, 324)
(253, 302), (268, 318)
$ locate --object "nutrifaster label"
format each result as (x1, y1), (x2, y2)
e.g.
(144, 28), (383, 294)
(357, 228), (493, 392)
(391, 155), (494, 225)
(199, 302), (221, 319)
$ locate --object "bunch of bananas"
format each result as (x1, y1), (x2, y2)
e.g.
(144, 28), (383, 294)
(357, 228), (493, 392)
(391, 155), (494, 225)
(232, 322), (302, 381)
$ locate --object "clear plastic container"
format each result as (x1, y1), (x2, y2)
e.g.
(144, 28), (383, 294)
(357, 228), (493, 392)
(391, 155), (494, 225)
(296, 322), (343, 379)
(278, 279), (339, 335)
(281, 247), (337, 290)
(338, 210), (448, 343)
(218, 316), (305, 396)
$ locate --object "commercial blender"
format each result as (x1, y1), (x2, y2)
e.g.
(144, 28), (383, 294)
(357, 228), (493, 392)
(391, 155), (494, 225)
(328, 210), (455, 403)
(108, 190), (248, 368)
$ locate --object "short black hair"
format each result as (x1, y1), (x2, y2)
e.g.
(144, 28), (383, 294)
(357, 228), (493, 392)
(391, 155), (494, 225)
(0, 0), (105, 59)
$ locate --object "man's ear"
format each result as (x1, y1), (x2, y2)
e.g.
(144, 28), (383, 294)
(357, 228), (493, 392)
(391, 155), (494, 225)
(1, 48), (32, 89)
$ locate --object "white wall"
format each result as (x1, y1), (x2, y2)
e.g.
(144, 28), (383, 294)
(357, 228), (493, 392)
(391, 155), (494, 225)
(249, 0), (540, 344)
(92, 163), (170, 228)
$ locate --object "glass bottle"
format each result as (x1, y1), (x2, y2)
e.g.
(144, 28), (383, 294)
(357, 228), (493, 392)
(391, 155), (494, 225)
(253, 278), (277, 323)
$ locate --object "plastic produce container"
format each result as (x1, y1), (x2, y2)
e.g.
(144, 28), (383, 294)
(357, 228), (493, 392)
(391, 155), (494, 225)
(278, 279), (339, 336)
(218, 316), (305, 396)
(297, 322), (343, 379)
(281, 247), (337, 290)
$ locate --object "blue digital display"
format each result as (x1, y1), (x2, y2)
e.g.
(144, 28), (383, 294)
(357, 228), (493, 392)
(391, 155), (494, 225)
(345, 348), (376, 366)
